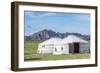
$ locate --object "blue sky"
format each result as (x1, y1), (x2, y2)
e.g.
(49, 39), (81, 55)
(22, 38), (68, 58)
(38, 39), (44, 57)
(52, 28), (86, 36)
(24, 11), (90, 36)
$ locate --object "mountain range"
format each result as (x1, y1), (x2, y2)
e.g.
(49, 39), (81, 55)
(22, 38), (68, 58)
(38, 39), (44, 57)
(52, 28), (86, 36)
(25, 29), (90, 41)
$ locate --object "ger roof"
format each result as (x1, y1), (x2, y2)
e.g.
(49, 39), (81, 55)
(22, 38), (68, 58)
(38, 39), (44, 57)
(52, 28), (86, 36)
(39, 37), (62, 45)
(62, 35), (88, 44)
(39, 35), (88, 46)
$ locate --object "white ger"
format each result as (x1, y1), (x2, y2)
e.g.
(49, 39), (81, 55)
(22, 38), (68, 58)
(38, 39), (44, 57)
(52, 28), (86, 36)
(37, 35), (89, 55)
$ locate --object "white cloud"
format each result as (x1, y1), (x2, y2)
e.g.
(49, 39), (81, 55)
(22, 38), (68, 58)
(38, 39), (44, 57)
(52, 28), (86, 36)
(25, 11), (58, 19)
(41, 13), (57, 16)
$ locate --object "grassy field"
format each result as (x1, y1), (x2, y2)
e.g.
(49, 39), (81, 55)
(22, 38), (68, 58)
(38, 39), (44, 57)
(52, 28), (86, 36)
(24, 40), (41, 55)
(24, 40), (90, 61)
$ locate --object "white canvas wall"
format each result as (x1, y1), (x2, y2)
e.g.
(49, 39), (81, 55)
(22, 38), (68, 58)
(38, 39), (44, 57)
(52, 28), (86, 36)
(61, 44), (69, 54)
(38, 44), (53, 53)
(80, 43), (90, 53)
(38, 43), (89, 54)
(53, 44), (63, 55)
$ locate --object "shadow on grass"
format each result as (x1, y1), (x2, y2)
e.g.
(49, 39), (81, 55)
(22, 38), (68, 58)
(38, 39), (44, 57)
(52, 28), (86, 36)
(25, 58), (42, 61)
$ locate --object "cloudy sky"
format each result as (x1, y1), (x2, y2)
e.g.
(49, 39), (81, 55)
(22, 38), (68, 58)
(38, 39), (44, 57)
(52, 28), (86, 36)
(24, 11), (90, 36)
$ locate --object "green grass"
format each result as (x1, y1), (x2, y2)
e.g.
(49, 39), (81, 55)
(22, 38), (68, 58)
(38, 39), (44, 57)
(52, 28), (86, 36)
(24, 40), (90, 61)
(24, 40), (41, 55)
(25, 53), (90, 61)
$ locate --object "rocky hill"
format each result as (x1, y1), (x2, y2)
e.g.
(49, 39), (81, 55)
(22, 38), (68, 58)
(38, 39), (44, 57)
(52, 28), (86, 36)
(25, 29), (90, 41)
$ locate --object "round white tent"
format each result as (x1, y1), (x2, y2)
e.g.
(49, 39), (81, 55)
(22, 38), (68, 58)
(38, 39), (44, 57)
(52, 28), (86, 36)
(37, 35), (89, 54)
(61, 35), (88, 54)
(37, 37), (62, 54)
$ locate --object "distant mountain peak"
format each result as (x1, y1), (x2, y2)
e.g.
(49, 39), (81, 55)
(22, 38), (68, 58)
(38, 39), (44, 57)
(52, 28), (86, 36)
(42, 29), (48, 31)
(25, 29), (90, 41)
